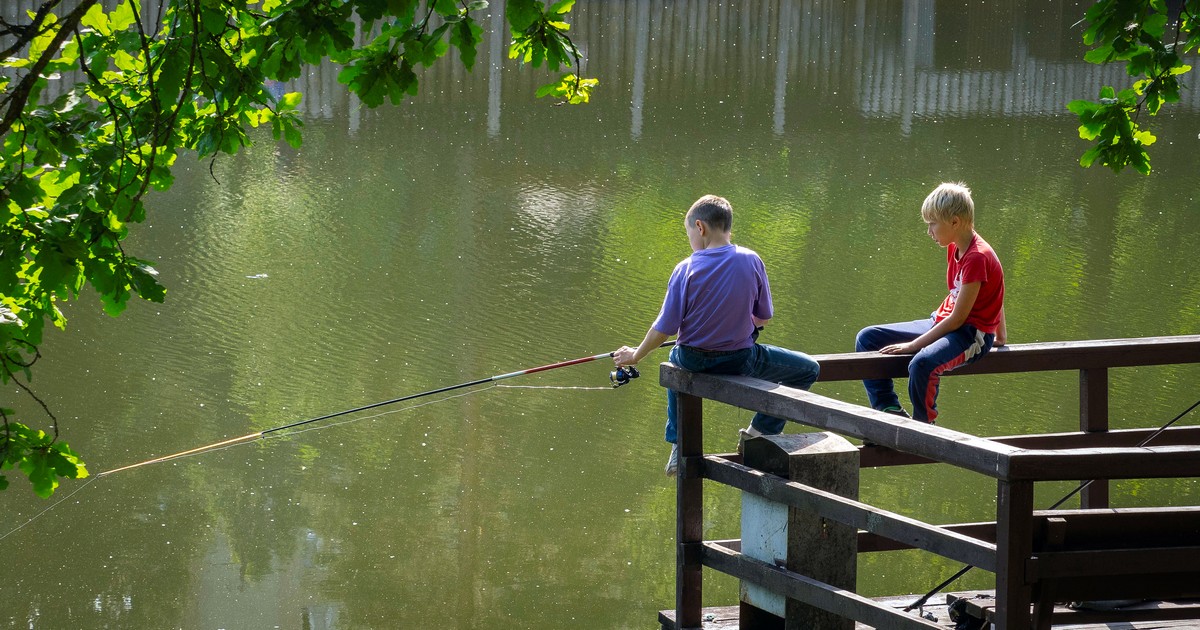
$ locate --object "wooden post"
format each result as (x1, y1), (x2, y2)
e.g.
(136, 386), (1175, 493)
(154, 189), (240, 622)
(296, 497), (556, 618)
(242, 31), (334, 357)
(1079, 368), (1110, 508)
(676, 392), (704, 629)
(740, 433), (858, 629)
(995, 479), (1034, 630)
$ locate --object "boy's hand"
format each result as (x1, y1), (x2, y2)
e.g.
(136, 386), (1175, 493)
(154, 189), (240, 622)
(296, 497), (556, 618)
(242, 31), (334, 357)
(612, 346), (638, 366)
(880, 342), (917, 355)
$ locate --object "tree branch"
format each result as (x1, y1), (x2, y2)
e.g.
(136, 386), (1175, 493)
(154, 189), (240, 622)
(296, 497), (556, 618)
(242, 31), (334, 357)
(0, 0), (64, 60)
(0, 0), (99, 137)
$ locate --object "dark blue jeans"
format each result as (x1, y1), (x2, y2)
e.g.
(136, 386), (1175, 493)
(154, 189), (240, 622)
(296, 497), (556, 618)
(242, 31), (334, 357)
(855, 318), (994, 423)
(663, 343), (820, 444)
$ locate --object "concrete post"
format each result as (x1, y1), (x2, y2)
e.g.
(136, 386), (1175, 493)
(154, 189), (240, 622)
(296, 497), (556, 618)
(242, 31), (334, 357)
(740, 432), (859, 630)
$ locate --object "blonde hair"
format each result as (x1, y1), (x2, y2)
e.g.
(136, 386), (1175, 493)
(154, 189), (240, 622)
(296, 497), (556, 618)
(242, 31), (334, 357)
(920, 182), (974, 225)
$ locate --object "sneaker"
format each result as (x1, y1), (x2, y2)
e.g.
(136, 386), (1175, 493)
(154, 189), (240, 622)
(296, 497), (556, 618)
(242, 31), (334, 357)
(880, 405), (911, 418)
(736, 428), (754, 455)
(665, 444), (679, 477)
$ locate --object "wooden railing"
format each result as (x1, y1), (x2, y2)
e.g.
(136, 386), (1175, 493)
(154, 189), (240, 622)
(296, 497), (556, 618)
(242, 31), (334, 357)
(662, 335), (1200, 630)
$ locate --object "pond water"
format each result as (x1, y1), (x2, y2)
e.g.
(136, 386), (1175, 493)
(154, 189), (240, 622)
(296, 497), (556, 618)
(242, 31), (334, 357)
(3, 0), (1199, 628)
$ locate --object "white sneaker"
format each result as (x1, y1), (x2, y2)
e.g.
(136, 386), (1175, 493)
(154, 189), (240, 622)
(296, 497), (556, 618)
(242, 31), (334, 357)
(665, 444), (679, 477)
(737, 427), (763, 455)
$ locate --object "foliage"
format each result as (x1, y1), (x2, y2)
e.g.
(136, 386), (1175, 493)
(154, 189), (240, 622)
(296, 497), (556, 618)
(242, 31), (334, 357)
(1070, 0), (1198, 174)
(0, 0), (593, 496)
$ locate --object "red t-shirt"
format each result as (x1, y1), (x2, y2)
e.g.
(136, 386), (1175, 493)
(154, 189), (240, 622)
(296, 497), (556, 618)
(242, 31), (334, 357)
(933, 233), (1004, 333)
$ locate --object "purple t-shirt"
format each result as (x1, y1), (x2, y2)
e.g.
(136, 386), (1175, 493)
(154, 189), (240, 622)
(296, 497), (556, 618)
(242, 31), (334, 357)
(651, 244), (773, 351)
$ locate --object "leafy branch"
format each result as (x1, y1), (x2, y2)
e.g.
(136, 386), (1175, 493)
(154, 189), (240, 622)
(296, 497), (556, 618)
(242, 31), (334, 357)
(0, 0), (592, 497)
(1069, 0), (1198, 174)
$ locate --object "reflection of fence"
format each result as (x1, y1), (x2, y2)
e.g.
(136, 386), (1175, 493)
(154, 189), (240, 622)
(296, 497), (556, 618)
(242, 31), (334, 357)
(660, 335), (1200, 629)
(5, 0), (1198, 135)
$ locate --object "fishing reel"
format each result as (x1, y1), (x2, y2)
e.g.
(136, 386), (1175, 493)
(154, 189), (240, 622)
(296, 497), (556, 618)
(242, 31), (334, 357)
(610, 365), (640, 388)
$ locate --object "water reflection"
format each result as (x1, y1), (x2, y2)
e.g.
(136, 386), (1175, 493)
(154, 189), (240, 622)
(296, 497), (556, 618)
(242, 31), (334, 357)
(2, 1), (1199, 629)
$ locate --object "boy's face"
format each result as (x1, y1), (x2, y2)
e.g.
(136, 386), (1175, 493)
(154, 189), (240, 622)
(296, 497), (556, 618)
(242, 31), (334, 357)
(925, 215), (961, 247)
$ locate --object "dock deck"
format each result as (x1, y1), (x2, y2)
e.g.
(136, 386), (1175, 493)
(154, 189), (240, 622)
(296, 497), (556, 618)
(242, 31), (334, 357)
(659, 592), (1200, 629)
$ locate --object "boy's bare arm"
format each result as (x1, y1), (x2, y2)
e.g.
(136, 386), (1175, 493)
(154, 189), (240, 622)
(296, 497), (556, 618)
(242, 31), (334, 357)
(613, 328), (671, 366)
(880, 282), (981, 355)
(994, 307), (1007, 347)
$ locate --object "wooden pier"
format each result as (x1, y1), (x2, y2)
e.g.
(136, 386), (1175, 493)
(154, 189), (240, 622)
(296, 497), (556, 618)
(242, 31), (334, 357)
(661, 595), (1200, 629)
(657, 335), (1200, 629)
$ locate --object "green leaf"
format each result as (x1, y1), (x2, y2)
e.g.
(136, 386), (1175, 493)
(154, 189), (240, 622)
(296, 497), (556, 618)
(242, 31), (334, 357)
(549, 0), (575, 14)
(507, 0), (543, 32)
(278, 91), (303, 109)
(1142, 13), (1168, 39)
(109, 0), (137, 32)
(201, 8), (227, 35)
(450, 19), (484, 71)
(80, 3), (111, 34)
(129, 263), (166, 302)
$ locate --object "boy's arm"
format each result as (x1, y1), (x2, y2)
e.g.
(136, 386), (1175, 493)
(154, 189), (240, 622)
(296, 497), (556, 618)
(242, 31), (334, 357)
(880, 282), (981, 355)
(994, 307), (1007, 347)
(613, 327), (671, 366)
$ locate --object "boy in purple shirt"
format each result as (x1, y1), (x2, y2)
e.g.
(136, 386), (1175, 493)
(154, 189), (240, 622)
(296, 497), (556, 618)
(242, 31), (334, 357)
(613, 195), (820, 476)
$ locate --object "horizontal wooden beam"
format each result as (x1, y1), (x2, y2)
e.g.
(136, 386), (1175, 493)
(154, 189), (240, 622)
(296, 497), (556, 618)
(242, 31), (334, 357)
(992, 426), (1200, 449)
(860, 522), (996, 553)
(1007, 445), (1200, 480)
(1040, 572), (1200, 601)
(811, 335), (1200, 382)
(704, 456), (997, 570)
(700, 541), (944, 630)
(1049, 600), (1200, 625)
(660, 367), (1019, 478)
(1028, 547), (1200, 580)
(1031, 506), (1200, 548)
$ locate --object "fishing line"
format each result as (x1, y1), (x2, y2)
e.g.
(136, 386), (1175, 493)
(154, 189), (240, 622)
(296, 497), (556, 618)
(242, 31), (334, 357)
(1, 342), (673, 540)
(0, 477), (99, 543)
(903, 396), (1200, 614)
(494, 384), (614, 391)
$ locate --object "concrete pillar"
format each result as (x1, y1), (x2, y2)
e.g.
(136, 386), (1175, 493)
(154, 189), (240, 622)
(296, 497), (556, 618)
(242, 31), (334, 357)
(740, 432), (859, 630)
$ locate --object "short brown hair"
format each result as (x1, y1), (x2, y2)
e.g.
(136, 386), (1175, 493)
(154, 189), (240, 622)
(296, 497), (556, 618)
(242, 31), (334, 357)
(687, 195), (733, 232)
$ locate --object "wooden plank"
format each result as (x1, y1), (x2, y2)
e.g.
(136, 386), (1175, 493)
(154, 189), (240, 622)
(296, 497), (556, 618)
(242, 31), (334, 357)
(1079, 367), (1110, 508)
(1030, 507), (1200, 549)
(810, 335), (1200, 382)
(660, 598), (961, 629)
(989, 426), (1200, 449)
(1045, 574), (1200, 602)
(660, 367), (1018, 479)
(704, 456), (997, 570)
(700, 542), (944, 629)
(859, 522), (996, 552)
(955, 595), (1200, 628)
(658, 597), (1200, 629)
(1007, 445), (1200, 481)
(677, 393), (704, 629)
(1029, 547), (1200, 579)
(995, 479), (1035, 630)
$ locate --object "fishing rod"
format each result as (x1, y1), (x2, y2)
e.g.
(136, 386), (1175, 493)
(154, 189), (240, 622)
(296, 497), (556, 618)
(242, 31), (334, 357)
(98, 340), (676, 478)
(903, 396), (1200, 614)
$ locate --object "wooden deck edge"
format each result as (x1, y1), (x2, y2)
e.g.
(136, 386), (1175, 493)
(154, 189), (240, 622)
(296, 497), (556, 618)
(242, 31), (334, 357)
(659, 593), (1200, 630)
(658, 593), (958, 629)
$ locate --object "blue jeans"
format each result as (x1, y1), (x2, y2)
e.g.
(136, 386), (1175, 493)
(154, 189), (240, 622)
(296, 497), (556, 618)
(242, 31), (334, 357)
(663, 343), (820, 444)
(855, 318), (994, 423)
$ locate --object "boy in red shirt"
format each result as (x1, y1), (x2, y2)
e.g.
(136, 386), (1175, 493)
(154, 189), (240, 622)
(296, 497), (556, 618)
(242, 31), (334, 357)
(855, 182), (1007, 423)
